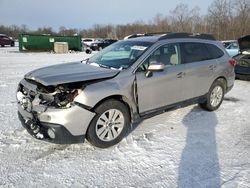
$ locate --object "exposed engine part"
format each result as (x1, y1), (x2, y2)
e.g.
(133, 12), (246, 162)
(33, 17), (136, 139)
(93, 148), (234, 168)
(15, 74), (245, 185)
(18, 80), (83, 109)
(54, 89), (79, 107)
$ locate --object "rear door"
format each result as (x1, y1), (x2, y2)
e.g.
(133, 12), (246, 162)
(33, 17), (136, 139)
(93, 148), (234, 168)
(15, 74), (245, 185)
(180, 42), (223, 100)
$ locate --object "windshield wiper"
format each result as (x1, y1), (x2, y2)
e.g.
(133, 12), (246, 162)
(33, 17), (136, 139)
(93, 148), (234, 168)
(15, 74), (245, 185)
(99, 63), (121, 70)
(84, 61), (119, 70)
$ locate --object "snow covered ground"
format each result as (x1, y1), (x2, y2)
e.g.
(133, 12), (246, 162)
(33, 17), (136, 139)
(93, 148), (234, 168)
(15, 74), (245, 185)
(0, 46), (249, 188)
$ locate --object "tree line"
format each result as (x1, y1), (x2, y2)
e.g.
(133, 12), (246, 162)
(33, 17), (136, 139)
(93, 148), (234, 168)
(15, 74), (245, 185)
(1, 0), (250, 40)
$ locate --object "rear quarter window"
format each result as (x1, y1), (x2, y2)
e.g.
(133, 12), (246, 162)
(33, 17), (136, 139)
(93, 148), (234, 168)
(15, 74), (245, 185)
(205, 44), (224, 59)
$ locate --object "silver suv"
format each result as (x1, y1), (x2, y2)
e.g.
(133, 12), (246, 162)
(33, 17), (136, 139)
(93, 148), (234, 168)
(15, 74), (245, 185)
(17, 33), (235, 148)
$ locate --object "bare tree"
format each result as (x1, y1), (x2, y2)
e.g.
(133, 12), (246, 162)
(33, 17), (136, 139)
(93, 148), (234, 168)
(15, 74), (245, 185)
(170, 4), (200, 32)
(233, 0), (250, 37)
(34, 27), (55, 35)
(1, 1), (250, 40)
(152, 14), (171, 32)
(207, 0), (233, 40)
(58, 26), (78, 36)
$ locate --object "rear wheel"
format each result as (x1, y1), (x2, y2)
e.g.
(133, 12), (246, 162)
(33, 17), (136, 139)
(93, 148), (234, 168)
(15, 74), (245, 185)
(199, 79), (225, 111)
(87, 100), (130, 148)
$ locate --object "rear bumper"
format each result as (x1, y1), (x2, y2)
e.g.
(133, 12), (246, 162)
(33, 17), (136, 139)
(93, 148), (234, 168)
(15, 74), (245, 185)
(226, 84), (234, 93)
(225, 74), (235, 94)
(17, 103), (95, 144)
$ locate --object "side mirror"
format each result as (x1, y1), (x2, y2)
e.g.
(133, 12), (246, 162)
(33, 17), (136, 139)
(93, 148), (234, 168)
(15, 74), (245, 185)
(145, 61), (165, 78)
(147, 61), (165, 72)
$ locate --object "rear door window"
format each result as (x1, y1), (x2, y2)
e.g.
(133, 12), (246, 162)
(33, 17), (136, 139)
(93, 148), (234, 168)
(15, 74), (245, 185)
(180, 42), (210, 64)
(205, 44), (224, 59)
(180, 42), (224, 63)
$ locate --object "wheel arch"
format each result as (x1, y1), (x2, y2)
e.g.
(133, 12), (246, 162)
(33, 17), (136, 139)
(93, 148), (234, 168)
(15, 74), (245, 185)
(92, 95), (135, 122)
(200, 76), (226, 111)
(213, 76), (227, 91)
(85, 95), (134, 147)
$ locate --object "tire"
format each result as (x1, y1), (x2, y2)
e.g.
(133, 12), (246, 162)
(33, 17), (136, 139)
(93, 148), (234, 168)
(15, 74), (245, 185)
(1, 45), (4, 47)
(85, 49), (92, 54)
(11, 42), (14, 47)
(199, 79), (225, 111)
(87, 100), (130, 148)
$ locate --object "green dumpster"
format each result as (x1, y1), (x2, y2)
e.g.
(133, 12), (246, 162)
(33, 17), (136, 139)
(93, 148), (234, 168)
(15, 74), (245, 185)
(19, 34), (82, 52)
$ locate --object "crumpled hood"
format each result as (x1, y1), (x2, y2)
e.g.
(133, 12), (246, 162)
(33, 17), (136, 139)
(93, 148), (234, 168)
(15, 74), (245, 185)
(24, 61), (120, 86)
(238, 35), (250, 52)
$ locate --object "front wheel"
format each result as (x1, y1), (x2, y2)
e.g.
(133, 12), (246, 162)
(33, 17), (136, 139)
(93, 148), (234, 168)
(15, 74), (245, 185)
(199, 80), (225, 111)
(87, 100), (130, 148)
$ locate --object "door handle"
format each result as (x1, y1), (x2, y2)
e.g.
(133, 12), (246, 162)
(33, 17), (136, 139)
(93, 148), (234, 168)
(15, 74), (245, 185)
(177, 72), (185, 78)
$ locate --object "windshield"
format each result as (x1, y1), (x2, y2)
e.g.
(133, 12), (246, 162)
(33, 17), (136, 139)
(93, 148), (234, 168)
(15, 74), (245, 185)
(87, 40), (153, 69)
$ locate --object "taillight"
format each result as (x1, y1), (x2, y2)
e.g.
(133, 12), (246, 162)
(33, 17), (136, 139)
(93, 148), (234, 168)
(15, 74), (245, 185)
(228, 59), (237, 67)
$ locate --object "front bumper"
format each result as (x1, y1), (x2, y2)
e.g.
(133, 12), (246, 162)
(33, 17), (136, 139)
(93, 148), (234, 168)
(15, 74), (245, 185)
(18, 112), (84, 144)
(17, 103), (95, 144)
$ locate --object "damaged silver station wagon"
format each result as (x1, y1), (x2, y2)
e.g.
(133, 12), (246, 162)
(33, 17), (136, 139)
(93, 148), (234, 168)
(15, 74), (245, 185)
(17, 33), (235, 148)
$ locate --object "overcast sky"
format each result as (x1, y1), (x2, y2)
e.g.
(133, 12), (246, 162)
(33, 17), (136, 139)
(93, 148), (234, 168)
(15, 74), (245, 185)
(0, 0), (214, 30)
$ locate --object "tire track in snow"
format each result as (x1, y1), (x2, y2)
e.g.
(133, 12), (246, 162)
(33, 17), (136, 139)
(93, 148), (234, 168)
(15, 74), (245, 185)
(34, 145), (69, 161)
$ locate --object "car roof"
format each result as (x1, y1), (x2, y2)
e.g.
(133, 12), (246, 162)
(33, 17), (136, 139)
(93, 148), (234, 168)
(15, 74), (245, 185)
(125, 33), (216, 43)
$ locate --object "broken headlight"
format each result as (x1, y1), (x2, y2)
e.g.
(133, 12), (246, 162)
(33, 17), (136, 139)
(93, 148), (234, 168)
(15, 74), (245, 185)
(50, 84), (83, 108)
(54, 89), (79, 108)
(18, 80), (84, 109)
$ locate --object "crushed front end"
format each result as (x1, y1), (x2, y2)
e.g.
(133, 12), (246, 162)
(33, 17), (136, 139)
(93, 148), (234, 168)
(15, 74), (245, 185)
(17, 79), (95, 144)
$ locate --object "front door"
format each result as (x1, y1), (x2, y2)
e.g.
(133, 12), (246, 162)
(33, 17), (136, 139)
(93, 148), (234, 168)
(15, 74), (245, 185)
(135, 43), (186, 114)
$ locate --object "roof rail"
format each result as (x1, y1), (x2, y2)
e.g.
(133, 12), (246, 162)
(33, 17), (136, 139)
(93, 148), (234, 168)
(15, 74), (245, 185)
(159, 32), (216, 41)
(124, 34), (147, 40)
(124, 32), (170, 39)
(145, 32), (171, 36)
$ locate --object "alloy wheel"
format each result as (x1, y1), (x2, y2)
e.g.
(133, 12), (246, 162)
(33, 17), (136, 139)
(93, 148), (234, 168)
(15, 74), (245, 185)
(210, 86), (223, 107)
(95, 109), (125, 142)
